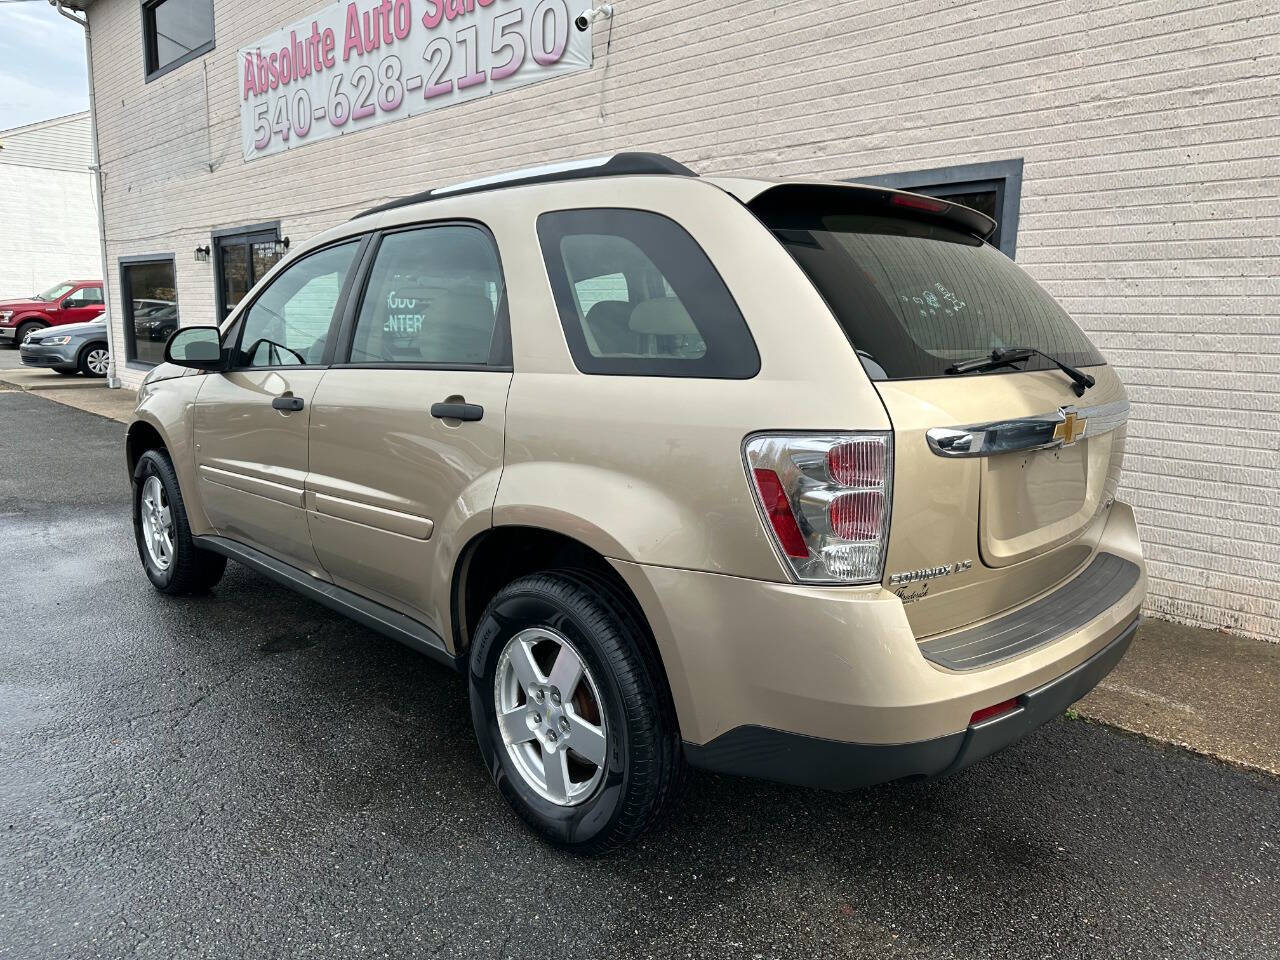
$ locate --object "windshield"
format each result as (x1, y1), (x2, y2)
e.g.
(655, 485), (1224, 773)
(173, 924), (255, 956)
(34, 282), (76, 302)
(758, 205), (1104, 380)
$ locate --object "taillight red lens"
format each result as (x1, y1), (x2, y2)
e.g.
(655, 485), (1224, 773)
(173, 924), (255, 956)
(890, 193), (949, 213)
(828, 491), (883, 541)
(826, 440), (887, 487)
(751, 468), (810, 558)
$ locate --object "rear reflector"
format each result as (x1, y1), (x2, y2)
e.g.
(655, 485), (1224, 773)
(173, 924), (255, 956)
(890, 193), (949, 214)
(969, 698), (1020, 726)
(751, 468), (810, 558)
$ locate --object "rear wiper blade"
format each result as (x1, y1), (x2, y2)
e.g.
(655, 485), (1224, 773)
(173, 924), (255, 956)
(946, 347), (1096, 397)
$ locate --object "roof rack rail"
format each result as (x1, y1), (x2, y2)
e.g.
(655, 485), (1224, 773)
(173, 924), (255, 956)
(353, 152), (696, 219)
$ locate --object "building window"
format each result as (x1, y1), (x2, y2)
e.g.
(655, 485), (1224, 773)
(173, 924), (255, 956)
(120, 257), (178, 366)
(849, 159), (1023, 259)
(143, 0), (215, 81)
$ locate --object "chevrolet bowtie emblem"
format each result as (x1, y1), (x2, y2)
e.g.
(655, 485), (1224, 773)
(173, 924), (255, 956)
(1054, 410), (1087, 445)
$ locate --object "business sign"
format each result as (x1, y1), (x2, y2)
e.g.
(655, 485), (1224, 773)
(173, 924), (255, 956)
(239, 0), (593, 161)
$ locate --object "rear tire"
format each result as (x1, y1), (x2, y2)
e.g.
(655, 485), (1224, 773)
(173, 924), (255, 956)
(469, 569), (685, 855)
(78, 342), (110, 377)
(133, 449), (226, 594)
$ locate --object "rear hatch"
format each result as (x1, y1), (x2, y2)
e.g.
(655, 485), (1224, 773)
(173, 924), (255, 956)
(750, 184), (1127, 639)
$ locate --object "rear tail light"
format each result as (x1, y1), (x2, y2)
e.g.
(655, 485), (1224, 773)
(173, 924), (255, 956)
(744, 433), (893, 584)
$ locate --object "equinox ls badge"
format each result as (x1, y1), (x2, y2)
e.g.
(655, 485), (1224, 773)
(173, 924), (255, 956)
(889, 560), (973, 586)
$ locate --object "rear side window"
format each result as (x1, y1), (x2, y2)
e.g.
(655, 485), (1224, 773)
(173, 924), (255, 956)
(754, 187), (1103, 380)
(537, 208), (759, 378)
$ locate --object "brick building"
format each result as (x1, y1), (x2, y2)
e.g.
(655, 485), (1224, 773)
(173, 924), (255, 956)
(67, 0), (1279, 639)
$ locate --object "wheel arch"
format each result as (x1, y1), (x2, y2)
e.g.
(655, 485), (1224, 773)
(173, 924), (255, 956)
(450, 524), (682, 737)
(126, 418), (167, 476)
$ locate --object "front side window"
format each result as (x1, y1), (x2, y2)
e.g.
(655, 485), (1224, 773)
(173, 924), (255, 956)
(121, 260), (178, 366)
(65, 285), (103, 307)
(143, 0), (215, 79)
(537, 209), (759, 378)
(348, 225), (504, 366)
(235, 241), (359, 368)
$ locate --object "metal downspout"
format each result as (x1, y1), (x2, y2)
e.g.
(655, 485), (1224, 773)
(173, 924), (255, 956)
(53, 1), (120, 389)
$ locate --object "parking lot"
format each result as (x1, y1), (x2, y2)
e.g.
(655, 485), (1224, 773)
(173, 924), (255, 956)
(2, 386), (1278, 960)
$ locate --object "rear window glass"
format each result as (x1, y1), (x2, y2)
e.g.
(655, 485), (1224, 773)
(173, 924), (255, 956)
(756, 197), (1103, 380)
(537, 208), (759, 378)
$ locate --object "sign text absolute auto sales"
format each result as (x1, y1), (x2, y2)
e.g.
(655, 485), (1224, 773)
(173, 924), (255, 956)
(239, 0), (593, 160)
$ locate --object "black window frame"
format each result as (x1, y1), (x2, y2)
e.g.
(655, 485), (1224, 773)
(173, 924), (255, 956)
(141, 0), (216, 82)
(850, 159), (1023, 259)
(212, 221), (282, 322)
(118, 254), (178, 369)
(225, 237), (369, 372)
(331, 219), (514, 373)
(536, 207), (760, 379)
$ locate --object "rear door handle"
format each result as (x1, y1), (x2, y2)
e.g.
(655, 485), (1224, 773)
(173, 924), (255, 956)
(272, 395), (304, 411)
(430, 401), (483, 422)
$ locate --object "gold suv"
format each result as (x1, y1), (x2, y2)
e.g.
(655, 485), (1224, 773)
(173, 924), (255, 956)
(128, 154), (1145, 853)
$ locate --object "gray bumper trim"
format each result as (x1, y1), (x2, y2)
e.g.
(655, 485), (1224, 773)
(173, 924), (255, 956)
(918, 552), (1141, 671)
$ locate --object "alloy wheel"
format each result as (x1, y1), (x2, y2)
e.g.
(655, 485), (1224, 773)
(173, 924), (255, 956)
(139, 475), (174, 571)
(86, 348), (109, 376)
(494, 626), (609, 806)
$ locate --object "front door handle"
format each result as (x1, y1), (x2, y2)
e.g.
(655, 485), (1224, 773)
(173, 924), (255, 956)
(430, 401), (483, 422)
(272, 395), (304, 412)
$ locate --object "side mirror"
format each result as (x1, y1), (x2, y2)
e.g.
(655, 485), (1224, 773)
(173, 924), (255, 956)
(164, 326), (225, 371)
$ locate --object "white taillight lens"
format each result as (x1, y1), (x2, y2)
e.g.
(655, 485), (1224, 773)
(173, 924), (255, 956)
(744, 433), (893, 584)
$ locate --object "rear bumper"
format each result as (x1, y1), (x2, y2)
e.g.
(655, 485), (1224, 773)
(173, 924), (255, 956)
(611, 500), (1145, 788)
(683, 615), (1136, 790)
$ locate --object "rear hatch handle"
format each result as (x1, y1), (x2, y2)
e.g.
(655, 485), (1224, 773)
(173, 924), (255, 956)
(927, 400), (1130, 458)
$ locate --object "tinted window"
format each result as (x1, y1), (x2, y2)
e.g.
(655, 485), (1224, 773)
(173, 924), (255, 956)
(66, 285), (103, 306)
(538, 209), (759, 378)
(757, 196), (1102, 380)
(348, 225), (504, 366)
(121, 260), (178, 366)
(145, 0), (214, 76)
(236, 241), (358, 368)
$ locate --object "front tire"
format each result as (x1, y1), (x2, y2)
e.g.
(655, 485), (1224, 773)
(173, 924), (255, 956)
(79, 342), (110, 377)
(469, 570), (684, 854)
(133, 449), (226, 594)
(15, 321), (43, 346)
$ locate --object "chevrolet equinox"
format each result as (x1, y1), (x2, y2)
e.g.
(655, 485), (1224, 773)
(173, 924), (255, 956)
(127, 153), (1145, 853)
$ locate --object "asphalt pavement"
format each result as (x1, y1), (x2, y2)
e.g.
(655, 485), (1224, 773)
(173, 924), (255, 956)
(1, 389), (1278, 960)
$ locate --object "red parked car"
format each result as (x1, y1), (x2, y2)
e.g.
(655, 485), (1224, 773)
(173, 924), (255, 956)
(0, 281), (106, 347)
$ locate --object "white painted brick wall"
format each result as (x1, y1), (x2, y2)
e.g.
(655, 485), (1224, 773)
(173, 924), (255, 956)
(86, 0), (1280, 640)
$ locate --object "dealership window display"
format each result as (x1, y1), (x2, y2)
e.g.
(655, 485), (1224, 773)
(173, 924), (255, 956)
(120, 259), (179, 366)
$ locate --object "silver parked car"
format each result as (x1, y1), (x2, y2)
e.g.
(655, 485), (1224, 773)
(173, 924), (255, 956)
(18, 320), (111, 377)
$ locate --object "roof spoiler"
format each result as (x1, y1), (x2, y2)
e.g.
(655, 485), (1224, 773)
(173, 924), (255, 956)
(745, 181), (998, 241)
(353, 152), (697, 220)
